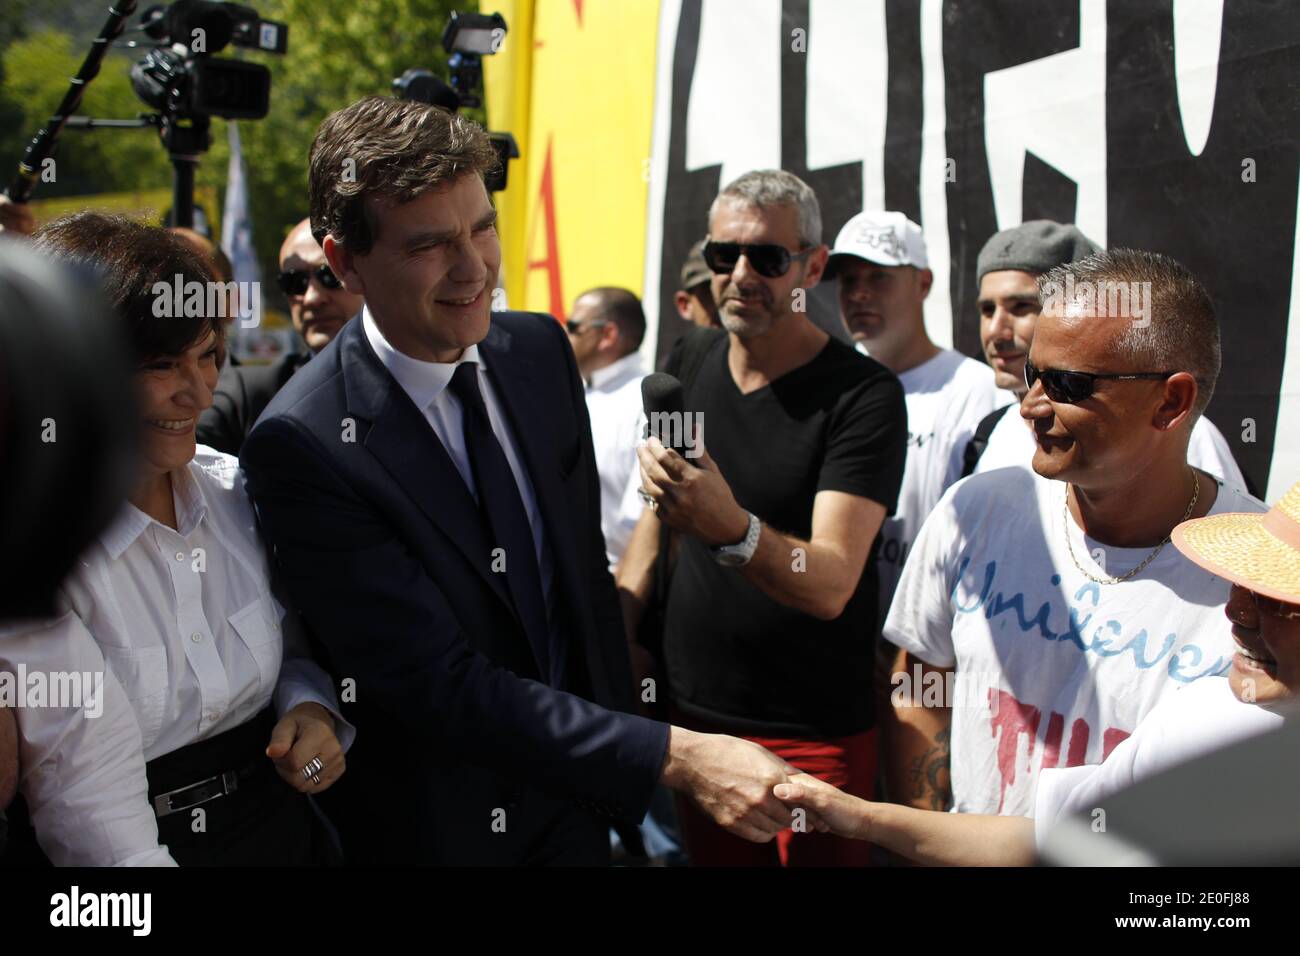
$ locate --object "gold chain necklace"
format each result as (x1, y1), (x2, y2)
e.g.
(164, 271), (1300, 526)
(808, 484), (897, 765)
(1064, 470), (1200, 585)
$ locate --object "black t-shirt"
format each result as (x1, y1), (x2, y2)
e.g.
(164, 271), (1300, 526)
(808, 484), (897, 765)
(661, 328), (907, 737)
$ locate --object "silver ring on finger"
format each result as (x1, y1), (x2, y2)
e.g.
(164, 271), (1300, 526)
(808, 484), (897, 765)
(301, 755), (324, 781)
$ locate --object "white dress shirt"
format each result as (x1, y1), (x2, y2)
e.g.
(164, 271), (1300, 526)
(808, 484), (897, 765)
(0, 447), (353, 866)
(583, 352), (647, 567)
(362, 306), (555, 597)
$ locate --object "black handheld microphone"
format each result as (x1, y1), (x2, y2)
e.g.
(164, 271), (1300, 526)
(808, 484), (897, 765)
(641, 372), (689, 456)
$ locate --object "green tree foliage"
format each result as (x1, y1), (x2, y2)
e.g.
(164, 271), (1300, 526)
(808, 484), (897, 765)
(1, 0), (479, 270)
(238, 0), (474, 267)
(0, 26), (229, 223)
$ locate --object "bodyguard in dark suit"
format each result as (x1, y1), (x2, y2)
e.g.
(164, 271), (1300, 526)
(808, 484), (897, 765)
(198, 349), (306, 454)
(241, 96), (805, 865)
(199, 218), (361, 454)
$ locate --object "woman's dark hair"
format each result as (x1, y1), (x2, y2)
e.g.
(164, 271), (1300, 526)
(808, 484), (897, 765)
(33, 212), (226, 361)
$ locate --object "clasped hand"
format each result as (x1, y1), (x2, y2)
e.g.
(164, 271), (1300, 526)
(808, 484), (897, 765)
(636, 434), (750, 546)
(266, 701), (346, 793)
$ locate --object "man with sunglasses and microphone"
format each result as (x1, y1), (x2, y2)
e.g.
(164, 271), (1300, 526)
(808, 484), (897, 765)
(198, 217), (363, 454)
(881, 248), (1264, 821)
(620, 170), (908, 865)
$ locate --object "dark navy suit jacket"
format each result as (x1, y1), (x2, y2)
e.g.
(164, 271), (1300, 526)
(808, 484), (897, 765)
(241, 310), (668, 864)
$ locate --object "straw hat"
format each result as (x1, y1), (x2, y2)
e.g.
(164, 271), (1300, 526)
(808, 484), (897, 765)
(1171, 480), (1300, 604)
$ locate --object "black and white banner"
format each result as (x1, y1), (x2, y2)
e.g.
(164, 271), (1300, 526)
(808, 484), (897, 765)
(642, 0), (1299, 499)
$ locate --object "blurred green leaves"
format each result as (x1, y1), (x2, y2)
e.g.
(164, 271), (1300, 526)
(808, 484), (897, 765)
(0, 0), (477, 269)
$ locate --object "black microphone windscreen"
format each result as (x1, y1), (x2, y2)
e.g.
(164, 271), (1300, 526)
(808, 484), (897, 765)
(641, 373), (688, 455)
(641, 372), (684, 418)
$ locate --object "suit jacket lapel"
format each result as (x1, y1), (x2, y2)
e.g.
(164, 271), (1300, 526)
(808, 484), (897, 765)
(339, 319), (515, 613)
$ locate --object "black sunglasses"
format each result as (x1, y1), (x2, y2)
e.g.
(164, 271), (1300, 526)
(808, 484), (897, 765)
(1024, 358), (1175, 404)
(277, 264), (342, 296)
(702, 240), (813, 279)
(565, 318), (609, 335)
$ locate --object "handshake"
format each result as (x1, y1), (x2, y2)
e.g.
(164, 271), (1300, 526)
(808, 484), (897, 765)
(660, 725), (869, 843)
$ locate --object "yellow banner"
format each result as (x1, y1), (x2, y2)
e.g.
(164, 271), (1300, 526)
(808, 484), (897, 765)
(486, 0), (660, 321)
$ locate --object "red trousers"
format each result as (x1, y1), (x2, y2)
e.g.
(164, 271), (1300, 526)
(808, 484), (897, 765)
(674, 718), (878, 867)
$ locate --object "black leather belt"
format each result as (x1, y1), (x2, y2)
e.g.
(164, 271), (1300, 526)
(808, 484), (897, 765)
(147, 707), (275, 820)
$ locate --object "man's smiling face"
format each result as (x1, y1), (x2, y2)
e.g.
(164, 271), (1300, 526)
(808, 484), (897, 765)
(1021, 303), (1168, 488)
(978, 269), (1041, 393)
(1225, 584), (1300, 704)
(327, 173), (500, 362)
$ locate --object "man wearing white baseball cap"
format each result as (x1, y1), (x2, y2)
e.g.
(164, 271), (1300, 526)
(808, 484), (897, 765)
(826, 210), (1013, 624)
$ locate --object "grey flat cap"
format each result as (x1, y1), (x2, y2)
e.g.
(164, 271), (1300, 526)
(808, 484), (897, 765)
(976, 220), (1100, 283)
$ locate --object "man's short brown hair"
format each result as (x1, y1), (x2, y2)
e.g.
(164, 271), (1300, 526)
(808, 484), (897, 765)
(308, 96), (499, 255)
(1038, 248), (1220, 419)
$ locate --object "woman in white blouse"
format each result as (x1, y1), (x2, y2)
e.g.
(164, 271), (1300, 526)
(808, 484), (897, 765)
(0, 213), (351, 866)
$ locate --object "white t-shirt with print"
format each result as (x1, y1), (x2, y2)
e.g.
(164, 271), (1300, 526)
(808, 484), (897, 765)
(973, 403), (1247, 489)
(1031, 676), (1286, 844)
(883, 466), (1265, 816)
(867, 346), (1015, 609)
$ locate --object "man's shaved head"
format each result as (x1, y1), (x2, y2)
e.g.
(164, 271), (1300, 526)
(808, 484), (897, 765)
(280, 218), (316, 265)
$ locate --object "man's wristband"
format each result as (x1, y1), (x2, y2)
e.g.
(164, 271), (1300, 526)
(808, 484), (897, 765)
(711, 511), (761, 567)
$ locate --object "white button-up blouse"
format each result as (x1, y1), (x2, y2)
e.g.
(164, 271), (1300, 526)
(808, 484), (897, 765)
(0, 447), (353, 866)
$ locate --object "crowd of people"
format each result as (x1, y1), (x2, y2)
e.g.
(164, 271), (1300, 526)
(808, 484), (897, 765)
(0, 92), (1294, 868)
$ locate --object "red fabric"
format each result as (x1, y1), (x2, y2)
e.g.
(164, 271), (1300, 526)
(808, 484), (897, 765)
(674, 725), (878, 867)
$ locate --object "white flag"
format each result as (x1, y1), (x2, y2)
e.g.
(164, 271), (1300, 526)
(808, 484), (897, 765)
(221, 122), (262, 339)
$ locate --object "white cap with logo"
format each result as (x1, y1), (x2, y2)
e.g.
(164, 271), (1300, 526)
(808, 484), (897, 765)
(826, 210), (929, 275)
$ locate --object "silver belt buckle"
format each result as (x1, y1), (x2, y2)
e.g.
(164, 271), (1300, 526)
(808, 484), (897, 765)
(152, 769), (239, 819)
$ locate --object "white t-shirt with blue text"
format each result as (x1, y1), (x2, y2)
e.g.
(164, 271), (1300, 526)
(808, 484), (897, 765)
(883, 466), (1264, 816)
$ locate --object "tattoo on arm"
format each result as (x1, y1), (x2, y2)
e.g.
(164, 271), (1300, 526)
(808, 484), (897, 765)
(908, 727), (952, 811)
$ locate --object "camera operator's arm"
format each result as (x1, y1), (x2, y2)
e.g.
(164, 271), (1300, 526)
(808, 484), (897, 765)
(614, 506), (660, 646)
(614, 505), (664, 709)
(0, 195), (35, 236)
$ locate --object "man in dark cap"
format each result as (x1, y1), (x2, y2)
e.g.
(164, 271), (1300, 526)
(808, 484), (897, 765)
(673, 239), (720, 328)
(962, 220), (1243, 485)
(976, 220), (1098, 395)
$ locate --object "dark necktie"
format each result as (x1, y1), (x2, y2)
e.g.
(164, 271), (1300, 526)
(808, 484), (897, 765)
(446, 361), (553, 681)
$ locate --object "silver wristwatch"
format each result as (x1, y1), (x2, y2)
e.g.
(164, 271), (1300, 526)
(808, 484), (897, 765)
(711, 511), (761, 567)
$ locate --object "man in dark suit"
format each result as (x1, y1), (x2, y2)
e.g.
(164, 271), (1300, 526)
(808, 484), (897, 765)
(240, 96), (803, 864)
(198, 218), (363, 454)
